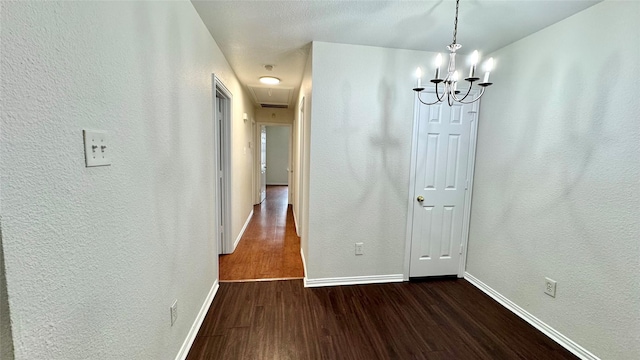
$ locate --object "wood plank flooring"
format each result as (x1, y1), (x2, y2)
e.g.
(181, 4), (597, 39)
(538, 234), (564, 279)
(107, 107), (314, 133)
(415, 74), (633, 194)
(219, 186), (304, 281)
(187, 279), (578, 360)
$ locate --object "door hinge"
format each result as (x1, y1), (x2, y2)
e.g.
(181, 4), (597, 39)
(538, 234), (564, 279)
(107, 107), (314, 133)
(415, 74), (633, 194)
(459, 244), (464, 254)
(465, 179), (469, 190)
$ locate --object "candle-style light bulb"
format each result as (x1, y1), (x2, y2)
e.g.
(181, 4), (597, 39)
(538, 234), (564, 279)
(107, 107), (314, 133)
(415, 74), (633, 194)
(469, 50), (479, 78)
(416, 67), (423, 87)
(470, 50), (479, 65)
(434, 53), (442, 80)
(483, 57), (494, 83)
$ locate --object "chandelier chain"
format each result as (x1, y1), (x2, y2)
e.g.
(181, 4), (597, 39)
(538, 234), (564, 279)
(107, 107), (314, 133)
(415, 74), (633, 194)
(453, 0), (460, 45)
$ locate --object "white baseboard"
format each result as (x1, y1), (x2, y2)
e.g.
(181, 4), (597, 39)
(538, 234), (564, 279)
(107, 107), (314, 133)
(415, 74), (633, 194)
(232, 209), (253, 251)
(300, 248), (308, 286)
(304, 274), (403, 288)
(464, 272), (599, 360)
(174, 280), (220, 360)
(266, 182), (288, 186)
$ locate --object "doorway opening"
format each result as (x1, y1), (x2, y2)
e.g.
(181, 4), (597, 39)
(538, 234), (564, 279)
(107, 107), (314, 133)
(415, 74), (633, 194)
(256, 124), (294, 205)
(219, 121), (302, 281)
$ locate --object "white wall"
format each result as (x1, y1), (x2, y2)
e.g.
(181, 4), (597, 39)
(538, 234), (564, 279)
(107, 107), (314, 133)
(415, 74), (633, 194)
(306, 42), (435, 279)
(294, 50), (313, 257)
(467, 2), (640, 359)
(266, 126), (290, 185)
(228, 73), (256, 247)
(0, 1), (253, 359)
(255, 108), (294, 125)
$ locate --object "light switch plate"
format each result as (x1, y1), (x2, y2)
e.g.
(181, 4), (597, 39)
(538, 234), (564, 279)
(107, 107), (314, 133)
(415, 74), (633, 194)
(83, 130), (111, 167)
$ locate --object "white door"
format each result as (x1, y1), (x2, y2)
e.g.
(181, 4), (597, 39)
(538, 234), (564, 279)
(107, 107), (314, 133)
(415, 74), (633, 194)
(260, 125), (267, 203)
(409, 93), (478, 277)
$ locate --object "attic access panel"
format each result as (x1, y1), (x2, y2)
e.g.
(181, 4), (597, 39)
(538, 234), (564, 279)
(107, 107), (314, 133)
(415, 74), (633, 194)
(248, 85), (293, 107)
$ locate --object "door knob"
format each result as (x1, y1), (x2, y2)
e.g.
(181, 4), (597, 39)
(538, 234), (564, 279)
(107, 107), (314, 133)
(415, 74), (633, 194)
(417, 196), (424, 202)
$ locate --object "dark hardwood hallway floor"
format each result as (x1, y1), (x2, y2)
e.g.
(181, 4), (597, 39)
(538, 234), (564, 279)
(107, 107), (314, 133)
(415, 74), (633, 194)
(186, 279), (578, 360)
(219, 185), (304, 281)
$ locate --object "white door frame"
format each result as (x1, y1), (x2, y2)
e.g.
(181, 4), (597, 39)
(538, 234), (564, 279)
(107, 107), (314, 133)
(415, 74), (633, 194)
(403, 88), (481, 280)
(254, 122), (293, 204)
(295, 97), (305, 237)
(251, 119), (258, 204)
(213, 74), (233, 255)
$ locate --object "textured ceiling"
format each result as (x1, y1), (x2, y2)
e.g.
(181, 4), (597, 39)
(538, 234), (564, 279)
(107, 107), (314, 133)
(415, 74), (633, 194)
(192, 0), (601, 107)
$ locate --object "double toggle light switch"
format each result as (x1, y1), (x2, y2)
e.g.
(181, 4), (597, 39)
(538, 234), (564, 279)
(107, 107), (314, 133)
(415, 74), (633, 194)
(83, 129), (111, 167)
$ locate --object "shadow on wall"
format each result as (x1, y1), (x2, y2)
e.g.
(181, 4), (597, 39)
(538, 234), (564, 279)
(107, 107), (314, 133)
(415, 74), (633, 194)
(493, 52), (617, 241)
(335, 44), (410, 264)
(329, 0), (445, 223)
(474, 47), (624, 333)
(1, 224), (15, 360)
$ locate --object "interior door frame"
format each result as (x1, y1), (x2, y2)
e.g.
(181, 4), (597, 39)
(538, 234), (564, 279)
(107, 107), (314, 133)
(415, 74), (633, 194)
(295, 97), (305, 237)
(403, 87), (481, 280)
(213, 74), (233, 255)
(254, 122), (293, 204)
(251, 119), (257, 204)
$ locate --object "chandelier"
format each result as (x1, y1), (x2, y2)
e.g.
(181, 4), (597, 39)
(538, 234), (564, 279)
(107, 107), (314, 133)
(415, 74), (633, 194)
(413, 0), (494, 106)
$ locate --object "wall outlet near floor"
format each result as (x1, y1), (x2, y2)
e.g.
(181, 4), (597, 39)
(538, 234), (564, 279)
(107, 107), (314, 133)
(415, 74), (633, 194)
(544, 277), (557, 298)
(170, 300), (178, 326)
(355, 242), (364, 255)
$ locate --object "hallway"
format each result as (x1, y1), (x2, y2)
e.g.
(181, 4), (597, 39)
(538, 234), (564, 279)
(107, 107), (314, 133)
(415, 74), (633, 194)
(219, 186), (304, 281)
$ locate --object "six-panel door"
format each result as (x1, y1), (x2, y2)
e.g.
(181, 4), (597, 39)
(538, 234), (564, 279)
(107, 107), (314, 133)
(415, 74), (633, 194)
(410, 96), (475, 277)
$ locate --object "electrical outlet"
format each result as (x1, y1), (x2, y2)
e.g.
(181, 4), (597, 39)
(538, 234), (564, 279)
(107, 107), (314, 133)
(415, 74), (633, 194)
(355, 242), (364, 255)
(170, 300), (178, 326)
(544, 277), (557, 298)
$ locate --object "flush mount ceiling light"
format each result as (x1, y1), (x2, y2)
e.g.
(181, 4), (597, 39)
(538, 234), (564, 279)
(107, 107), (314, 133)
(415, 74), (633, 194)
(413, 0), (495, 106)
(259, 76), (280, 85)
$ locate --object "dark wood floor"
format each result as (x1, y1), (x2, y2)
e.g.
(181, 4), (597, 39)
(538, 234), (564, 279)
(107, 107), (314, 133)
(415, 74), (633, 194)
(187, 279), (578, 360)
(219, 185), (304, 281)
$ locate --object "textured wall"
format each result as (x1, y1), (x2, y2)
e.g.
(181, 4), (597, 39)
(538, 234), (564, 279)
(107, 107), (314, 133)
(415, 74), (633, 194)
(266, 126), (290, 185)
(0, 1), (251, 358)
(294, 51), (312, 254)
(307, 42), (435, 279)
(227, 74), (256, 244)
(1, 227), (14, 359)
(466, 2), (640, 359)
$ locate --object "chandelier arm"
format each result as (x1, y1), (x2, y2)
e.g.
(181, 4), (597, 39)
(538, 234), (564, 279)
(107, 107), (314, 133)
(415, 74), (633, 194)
(451, 83), (474, 103)
(456, 87), (486, 104)
(447, 92), (454, 107)
(416, 90), (442, 106)
(415, 82), (448, 106)
(434, 82), (447, 102)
